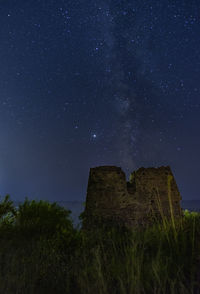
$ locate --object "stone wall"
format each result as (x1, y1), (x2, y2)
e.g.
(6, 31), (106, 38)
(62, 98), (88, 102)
(82, 166), (182, 230)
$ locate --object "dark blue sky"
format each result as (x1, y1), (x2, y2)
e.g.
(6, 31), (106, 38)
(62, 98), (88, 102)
(0, 0), (200, 201)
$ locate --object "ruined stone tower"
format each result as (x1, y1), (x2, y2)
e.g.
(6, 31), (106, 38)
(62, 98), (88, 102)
(82, 166), (182, 230)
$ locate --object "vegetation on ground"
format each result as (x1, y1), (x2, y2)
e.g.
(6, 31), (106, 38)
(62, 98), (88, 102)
(0, 195), (199, 294)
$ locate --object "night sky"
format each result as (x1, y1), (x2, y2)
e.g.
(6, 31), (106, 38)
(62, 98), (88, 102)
(0, 0), (200, 201)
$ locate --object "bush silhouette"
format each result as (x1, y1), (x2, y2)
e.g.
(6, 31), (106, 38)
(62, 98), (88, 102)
(15, 198), (74, 237)
(0, 196), (199, 293)
(0, 197), (77, 293)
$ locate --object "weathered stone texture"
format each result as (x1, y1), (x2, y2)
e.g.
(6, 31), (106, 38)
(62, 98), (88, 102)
(82, 166), (182, 230)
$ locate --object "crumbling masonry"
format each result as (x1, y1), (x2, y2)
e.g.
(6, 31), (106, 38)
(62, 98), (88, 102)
(82, 166), (182, 229)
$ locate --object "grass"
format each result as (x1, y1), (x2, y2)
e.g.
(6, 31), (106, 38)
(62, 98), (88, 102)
(0, 196), (199, 293)
(74, 212), (200, 294)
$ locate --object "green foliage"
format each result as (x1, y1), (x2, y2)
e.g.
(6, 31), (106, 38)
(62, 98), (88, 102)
(0, 196), (77, 293)
(184, 209), (199, 218)
(0, 194), (16, 225)
(74, 212), (200, 294)
(15, 198), (74, 237)
(0, 197), (199, 294)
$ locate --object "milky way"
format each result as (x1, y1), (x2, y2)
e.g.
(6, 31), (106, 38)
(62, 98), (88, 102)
(0, 0), (200, 201)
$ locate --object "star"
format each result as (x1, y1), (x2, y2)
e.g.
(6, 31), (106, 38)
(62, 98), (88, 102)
(0, 0), (199, 204)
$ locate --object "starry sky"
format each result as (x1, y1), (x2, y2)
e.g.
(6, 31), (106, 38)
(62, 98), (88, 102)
(0, 0), (200, 201)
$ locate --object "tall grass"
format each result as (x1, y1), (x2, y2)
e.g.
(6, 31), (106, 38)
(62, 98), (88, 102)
(75, 210), (200, 294)
(0, 196), (199, 293)
(76, 202), (200, 294)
